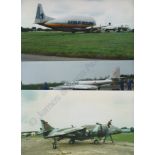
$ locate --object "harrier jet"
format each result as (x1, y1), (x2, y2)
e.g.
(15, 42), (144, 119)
(35, 3), (99, 33)
(40, 120), (121, 149)
(51, 68), (120, 90)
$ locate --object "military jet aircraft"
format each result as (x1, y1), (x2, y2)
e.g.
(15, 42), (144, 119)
(50, 67), (120, 90)
(40, 120), (121, 149)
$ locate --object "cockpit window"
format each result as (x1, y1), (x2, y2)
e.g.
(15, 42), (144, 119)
(92, 125), (100, 132)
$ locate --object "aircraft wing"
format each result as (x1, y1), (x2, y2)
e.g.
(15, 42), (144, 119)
(52, 84), (98, 90)
(73, 84), (98, 90)
(78, 79), (112, 86)
(46, 126), (85, 138)
(84, 26), (102, 33)
(52, 85), (73, 90)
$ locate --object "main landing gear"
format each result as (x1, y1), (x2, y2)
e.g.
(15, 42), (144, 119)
(68, 138), (75, 144)
(52, 138), (57, 149)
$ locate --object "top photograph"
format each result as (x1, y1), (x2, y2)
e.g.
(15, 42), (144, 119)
(21, 0), (134, 61)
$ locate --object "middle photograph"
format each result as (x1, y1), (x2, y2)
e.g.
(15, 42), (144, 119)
(21, 60), (134, 90)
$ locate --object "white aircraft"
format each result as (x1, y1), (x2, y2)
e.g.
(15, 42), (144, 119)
(101, 23), (117, 32)
(101, 23), (132, 32)
(35, 3), (98, 33)
(50, 68), (120, 90)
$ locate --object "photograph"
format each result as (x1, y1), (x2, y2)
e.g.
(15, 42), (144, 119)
(21, 60), (134, 90)
(21, 91), (134, 155)
(21, 0), (134, 155)
(21, 0), (134, 61)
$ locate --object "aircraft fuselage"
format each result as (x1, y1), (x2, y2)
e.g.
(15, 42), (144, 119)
(40, 17), (96, 32)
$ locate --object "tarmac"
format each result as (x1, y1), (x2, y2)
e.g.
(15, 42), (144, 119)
(21, 137), (134, 155)
(21, 54), (98, 61)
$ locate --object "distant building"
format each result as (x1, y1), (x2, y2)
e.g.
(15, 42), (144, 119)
(21, 131), (39, 137)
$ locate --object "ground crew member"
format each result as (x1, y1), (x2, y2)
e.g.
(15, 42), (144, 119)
(120, 79), (124, 90)
(103, 120), (114, 143)
(107, 119), (112, 128)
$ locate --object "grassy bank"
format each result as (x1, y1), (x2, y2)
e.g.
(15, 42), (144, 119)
(112, 133), (134, 143)
(22, 133), (134, 143)
(21, 32), (134, 59)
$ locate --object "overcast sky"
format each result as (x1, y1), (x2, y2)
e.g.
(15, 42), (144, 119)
(22, 91), (134, 131)
(21, 0), (134, 28)
(21, 60), (134, 84)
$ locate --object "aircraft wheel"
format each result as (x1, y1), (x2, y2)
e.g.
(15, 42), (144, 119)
(69, 139), (75, 144)
(93, 139), (99, 144)
(69, 139), (72, 144)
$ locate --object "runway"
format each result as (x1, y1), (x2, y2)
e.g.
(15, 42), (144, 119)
(21, 54), (99, 61)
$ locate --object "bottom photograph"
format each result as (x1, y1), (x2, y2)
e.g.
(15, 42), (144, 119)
(21, 91), (134, 155)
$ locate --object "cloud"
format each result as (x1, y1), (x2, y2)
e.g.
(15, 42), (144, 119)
(22, 0), (133, 27)
(21, 91), (134, 131)
(21, 61), (134, 84)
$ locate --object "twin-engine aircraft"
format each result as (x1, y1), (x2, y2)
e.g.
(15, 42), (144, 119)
(40, 120), (121, 149)
(51, 68), (120, 90)
(35, 3), (98, 33)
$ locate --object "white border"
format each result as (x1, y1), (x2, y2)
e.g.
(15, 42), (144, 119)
(0, 0), (21, 154)
(135, 0), (155, 155)
(1, 0), (155, 154)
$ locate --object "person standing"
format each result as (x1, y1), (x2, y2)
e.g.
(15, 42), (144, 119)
(103, 120), (114, 143)
(107, 119), (112, 128)
(120, 79), (124, 90)
(127, 79), (133, 90)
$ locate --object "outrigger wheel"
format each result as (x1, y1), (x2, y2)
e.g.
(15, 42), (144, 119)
(52, 142), (57, 149)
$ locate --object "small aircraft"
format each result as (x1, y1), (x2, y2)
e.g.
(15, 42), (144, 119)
(101, 23), (117, 32)
(51, 68), (120, 90)
(40, 120), (121, 149)
(21, 132), (31, 137)
(35, 3), (99, 33)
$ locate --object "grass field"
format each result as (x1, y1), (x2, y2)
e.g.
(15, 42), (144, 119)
(21, 32), (134, 59)
(112, 133), (134, 143)
(22, 133), (134, 143)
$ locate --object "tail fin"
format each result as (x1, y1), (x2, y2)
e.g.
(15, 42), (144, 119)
(111, 67), (120, 79)
(35, 3), (55, 24)
(35, 3), (46, 24)
(40, 120), (54, 137)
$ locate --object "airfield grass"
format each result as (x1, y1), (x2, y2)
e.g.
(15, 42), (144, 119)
(21, 32), (134, 59)
(111, 133), (134, 143)
(22, 133), (134, 143)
